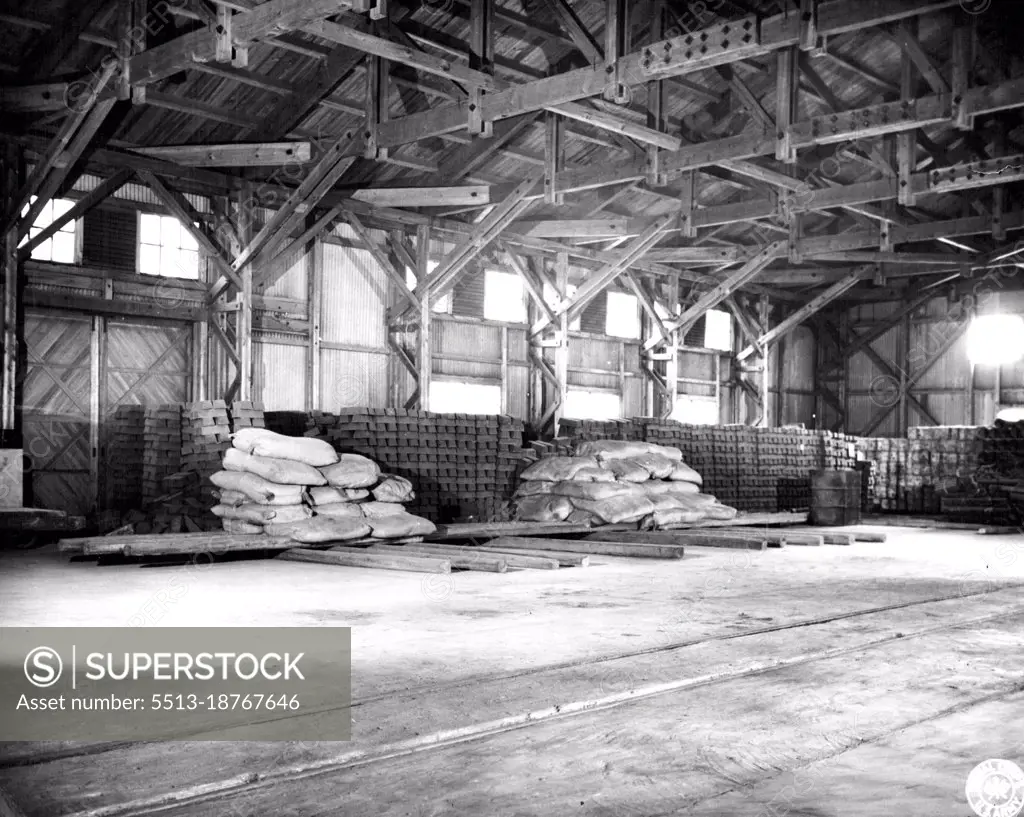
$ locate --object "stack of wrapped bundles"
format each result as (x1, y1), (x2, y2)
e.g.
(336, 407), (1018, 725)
(513, 439), (737, 529)
(207, 428), (436, 545)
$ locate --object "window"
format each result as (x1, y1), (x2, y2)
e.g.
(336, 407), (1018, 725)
(542, 282), (581, 331)
(483, 269), (527, 323)
(704, 308), (733, 352)
(967, 314), (1024, 366)
(138, 213), (199, 278)
(605, 291), (640, 339)
(428, 380), (501, 414)
(23, 198), (77, 263)
(563, 389), (621, 420)
(406, 262), (452, 314)
(671, 395), (718, 425)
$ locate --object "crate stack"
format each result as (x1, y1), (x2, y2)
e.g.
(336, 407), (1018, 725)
(229, 400), (266, 430)
(178, 401), (233, 529)
(141, 405), (182, 504)
(108, 404), (144, 511)
(305, 409), (524, 522)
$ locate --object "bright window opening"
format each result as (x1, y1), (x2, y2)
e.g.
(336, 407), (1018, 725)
(428, 380), (501, 414)
(406, 262), (452, 314)
(22, 198), (77, 263)
(542, 282), (581, 331)
(704, 308), (732, 352)
(483, 269), (527, 323)
(671, 394), (718, 425)
(139, 213), (199, 278)
(563, 389), (621, 420)
(606, 291), (640, 339)
(967, 314), (1024, 365)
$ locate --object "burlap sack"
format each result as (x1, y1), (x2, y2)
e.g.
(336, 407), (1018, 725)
(550, 481), (639, 501)
(266, 516), (371, 543)
(358, 501), (407, 518)
(570, 466), (616, 483)
(211, 503), (277, 524)
(702, 503), (738, 520)
(210, 471), (297, 504)
(575, 440), (683, 462)
(515, 495), (573, 522)
(565, 509), (602, 526)
(312, 502), (364, 519)
(570, 494), (657, 524)
(646, 508), (707, 528)
(520, 456), (600, 482)
(667, 461), (703, 485)
(223, 447), (327, 486)
(514, 481), (555, 498)
(320, 453), (381, 489)
(371, 475), (414, 503)
(642, 480), (700, 497)
(232, 427), (338, 467)
(604, 459), (650, 482)
(367, 513), (437, 539)
(623, 453), (675, 479)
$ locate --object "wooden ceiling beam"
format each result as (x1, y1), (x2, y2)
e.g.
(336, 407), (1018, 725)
(133, 142), (312, 168)
(128, 0), (367, 86)
(736, 268), (868, 361)
(373, 0), (958, 149)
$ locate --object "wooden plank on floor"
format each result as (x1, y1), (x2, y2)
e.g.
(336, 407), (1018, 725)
(858, 515), (991, 531)
(665, 511), (809, 529)
(63, 533), (425, 557)
(367, 544), (509, 573)
(584, 531), (769, 550)
(800, 527), (885, 543)
(413, 542), (560, 570)
(706, 529), (825, 546)
(485, 536), (684, 559)
(278, 547), (451, 573)
(463, 545), (590, 567)
(430, 521), (637, 540)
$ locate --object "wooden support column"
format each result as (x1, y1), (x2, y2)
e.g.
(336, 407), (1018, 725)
(363, 54), (390, 160)
(645, 1), (666, 186)
(469, 0), (494, 137)
(544, 112), (565, 205)
(603, 0), (629, 103)
(308, 222), (323, 411)
(896, 21), (916, 206)
(679, 171), (696, 239)
(553, 251), (570, 434)
(118, 0), (148, 103)
(1, 143), (19, 433)
(950, 14), (973, 130)
(234, 187), (253, 402)
(775, 46), (798, 163)
(759, 295), (770, 428)
(662, 274), (679, 419)
(416, 223), (431, 410)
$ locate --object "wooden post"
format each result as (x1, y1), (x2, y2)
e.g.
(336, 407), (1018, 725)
(553, 251), (569, 434)
(775, 46), (798, 163)
(544, 111), (564, 205)
(364, 54), (389, 160)
(235, 186), (253, 402)
(309, 228), (323, 411)
(896, 20), (916, 205)
(500, 324), (509, 413)
(468, 0), (494, 137)
(663, 274), (679, 419)
(645, 0), (666, 186)
(1, 143), (19, 434)
(899, 307), (910, 436)
(759, 295), (770, 427)
(417, 223), (431, 410)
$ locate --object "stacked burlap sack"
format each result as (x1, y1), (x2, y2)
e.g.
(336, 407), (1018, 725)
(208, 428), (436, 544)
(513, 439), (738, 528)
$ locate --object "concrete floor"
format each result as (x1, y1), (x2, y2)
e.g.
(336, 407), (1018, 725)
(1, 526), (1024, 816)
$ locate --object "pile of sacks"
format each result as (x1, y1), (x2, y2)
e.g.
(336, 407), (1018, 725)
(514, 439), (737, 528)
(208, 428), (436, 544)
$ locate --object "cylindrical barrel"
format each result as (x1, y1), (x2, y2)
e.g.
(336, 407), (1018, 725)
(810, 469), (862, 526)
